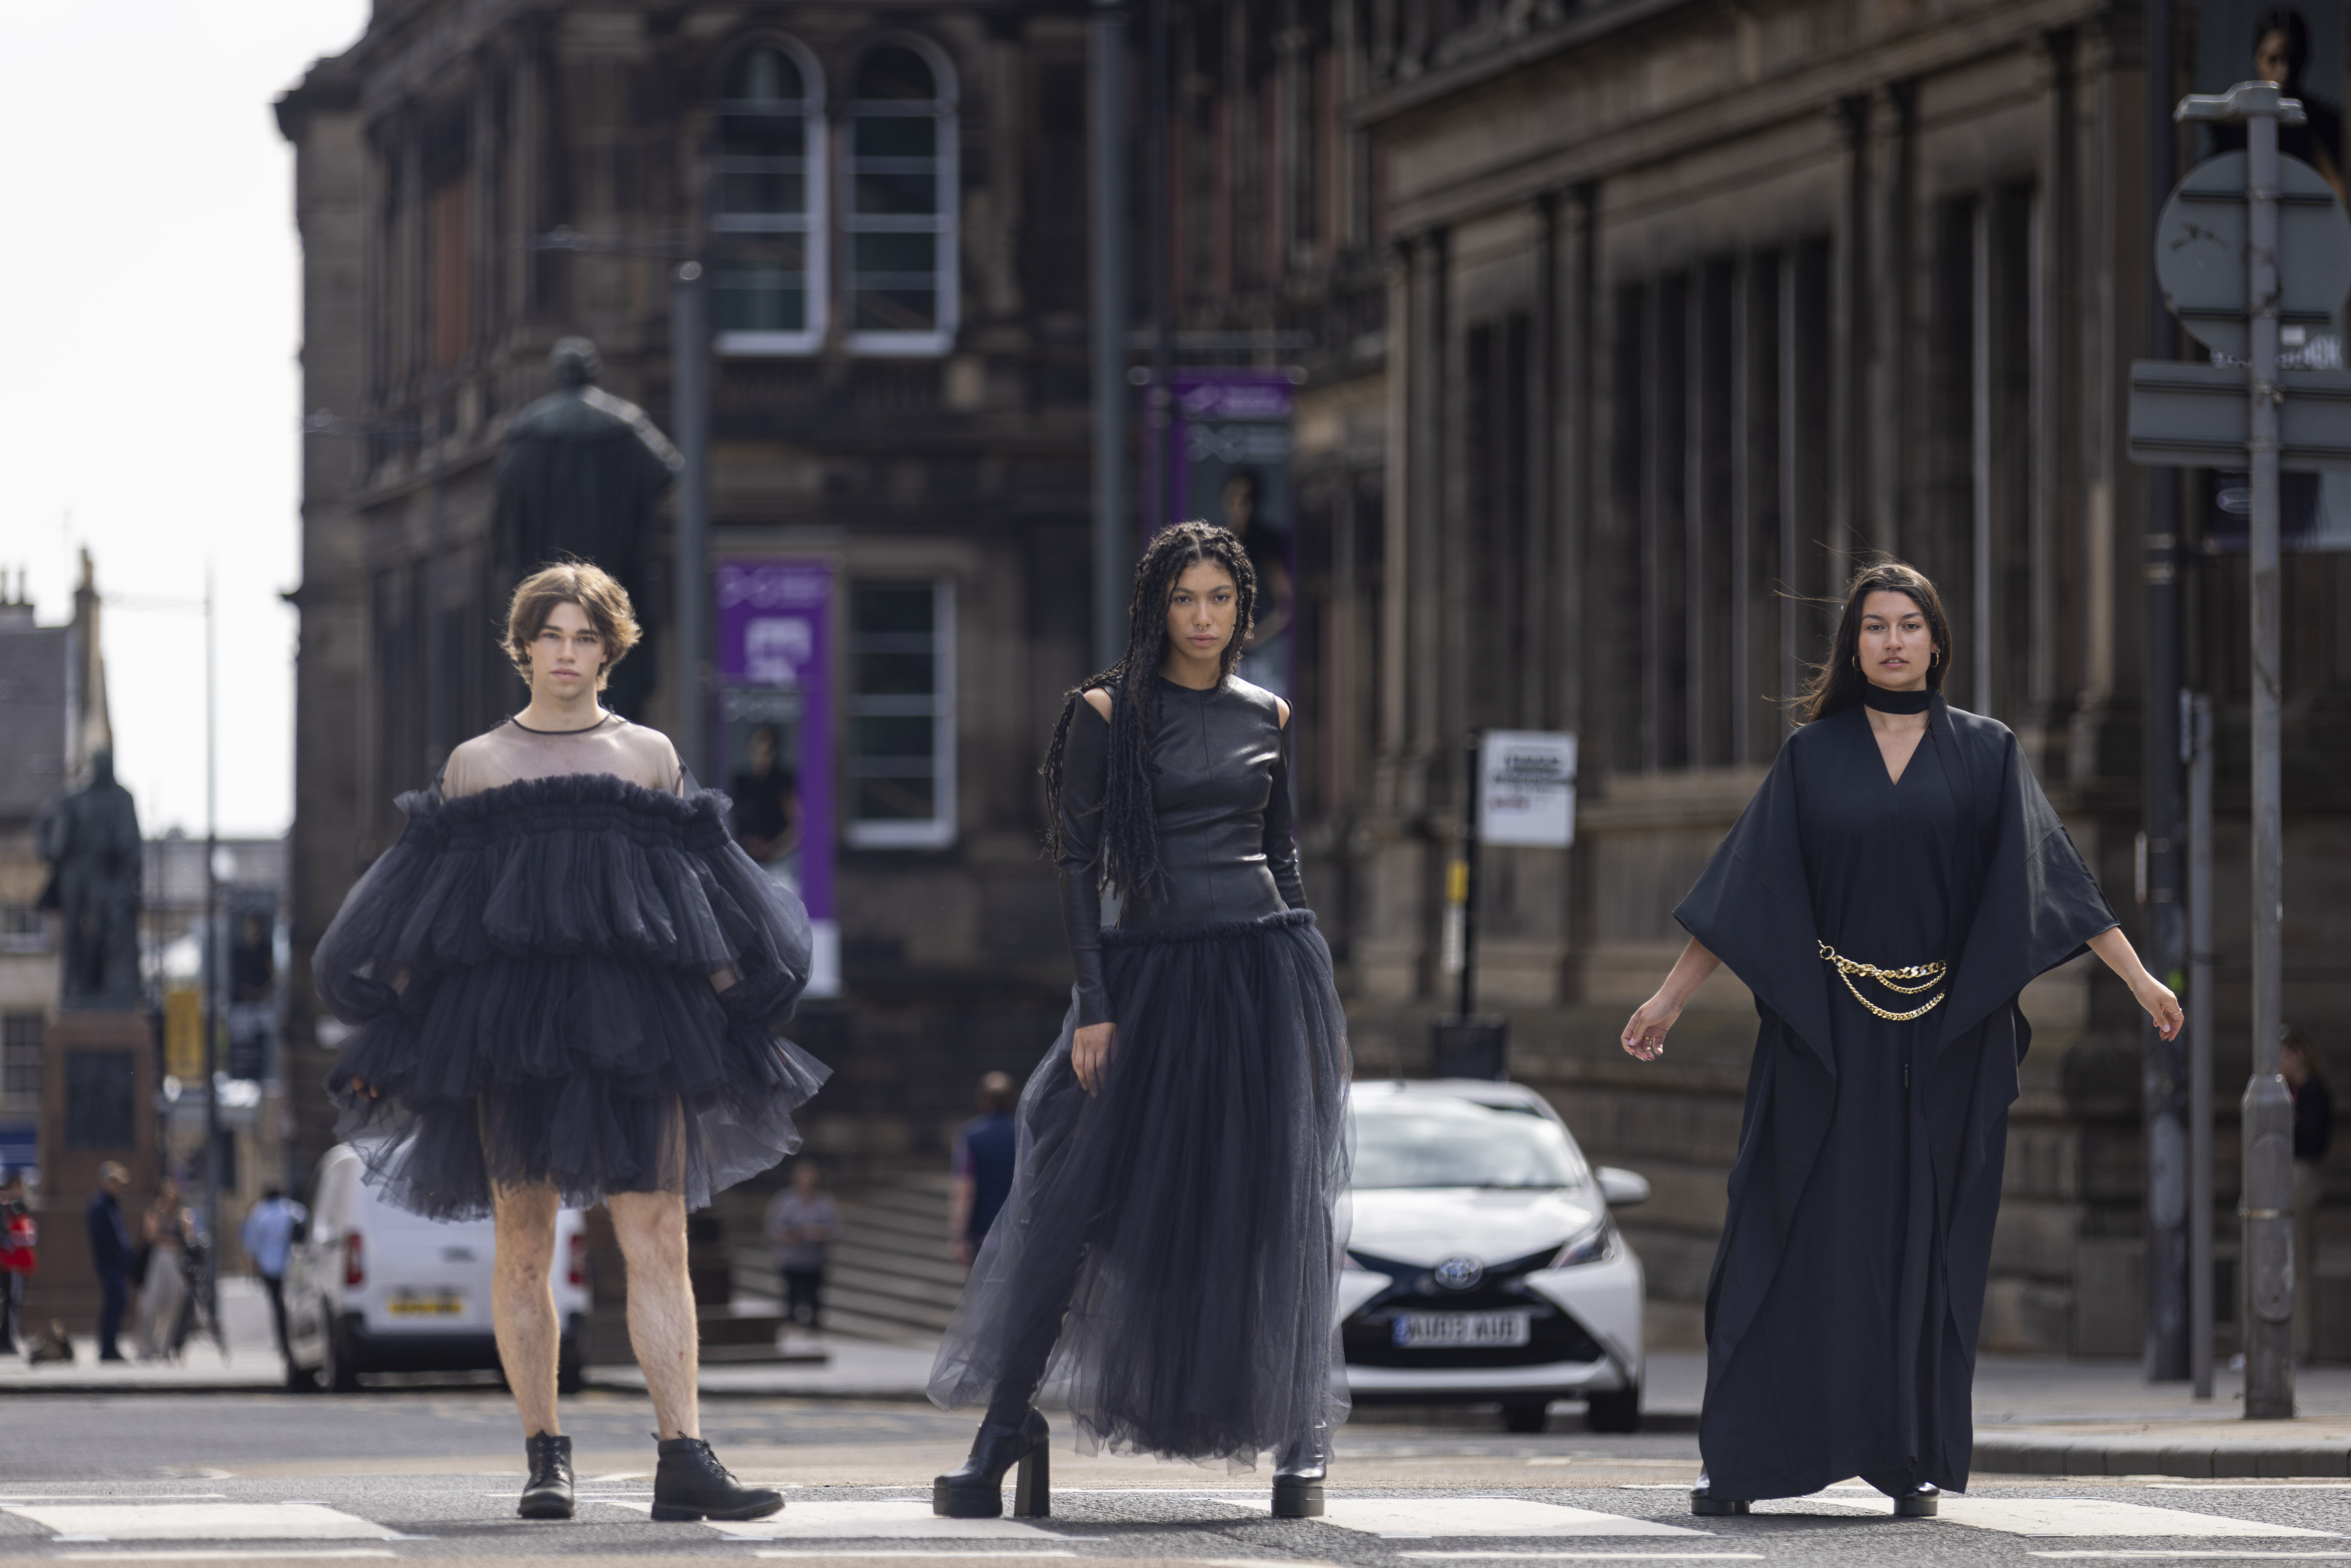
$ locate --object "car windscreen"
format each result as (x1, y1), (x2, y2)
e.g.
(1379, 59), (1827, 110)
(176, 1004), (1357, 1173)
(1349, 1097), (1591, 1190)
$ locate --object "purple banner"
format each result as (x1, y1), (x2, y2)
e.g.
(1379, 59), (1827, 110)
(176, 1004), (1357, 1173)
(715, 558), (839, 995)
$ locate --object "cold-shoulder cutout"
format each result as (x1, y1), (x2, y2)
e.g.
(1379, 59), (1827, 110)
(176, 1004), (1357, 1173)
(1082, 688), (1113, 721)
(1274, 696), (1291, 728)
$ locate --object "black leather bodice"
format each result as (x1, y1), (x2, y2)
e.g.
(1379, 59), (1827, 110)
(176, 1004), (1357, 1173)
(1057, 676), (1306, 1025)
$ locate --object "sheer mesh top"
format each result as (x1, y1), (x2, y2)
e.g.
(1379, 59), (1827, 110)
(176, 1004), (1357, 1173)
(441, 714), (684, 800)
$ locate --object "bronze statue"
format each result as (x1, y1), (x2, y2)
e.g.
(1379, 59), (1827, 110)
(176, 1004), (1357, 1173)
(492, 338), (682, 721)
(36, 748), (143, 1008)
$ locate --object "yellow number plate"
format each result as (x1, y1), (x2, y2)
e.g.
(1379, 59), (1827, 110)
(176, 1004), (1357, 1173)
(386, 1295), (464, 1318)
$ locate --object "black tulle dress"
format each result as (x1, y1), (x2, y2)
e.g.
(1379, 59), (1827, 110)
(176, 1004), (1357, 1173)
(315, 716), (827, 1219)
(927, 676), (1353, 1466)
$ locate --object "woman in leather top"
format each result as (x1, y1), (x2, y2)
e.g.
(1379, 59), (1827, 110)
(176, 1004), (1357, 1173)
(927, 521), (1352, 1519)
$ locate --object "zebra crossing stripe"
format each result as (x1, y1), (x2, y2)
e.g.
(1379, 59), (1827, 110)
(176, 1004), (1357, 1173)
(2, 1505), (397, 1542)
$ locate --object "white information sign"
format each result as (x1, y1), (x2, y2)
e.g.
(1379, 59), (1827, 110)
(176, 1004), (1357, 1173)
(1478, 730), (1578, 848)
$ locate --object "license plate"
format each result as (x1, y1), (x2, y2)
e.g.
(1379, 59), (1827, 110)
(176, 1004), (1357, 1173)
(386, 1294), (465, 1318)
(1391, 1311), (1530, 1348)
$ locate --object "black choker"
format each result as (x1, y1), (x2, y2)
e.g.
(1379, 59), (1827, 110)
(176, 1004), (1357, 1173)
(1860, 686), (1931, 715)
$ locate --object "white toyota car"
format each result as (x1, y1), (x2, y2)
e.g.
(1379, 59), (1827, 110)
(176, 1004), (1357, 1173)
(1340, 1079), (1648, 1433)
(283, 1142), (592, 1393)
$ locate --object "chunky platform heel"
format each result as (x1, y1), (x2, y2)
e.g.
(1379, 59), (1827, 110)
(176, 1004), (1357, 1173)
(1272, 1424), (1328, 1518)
(1894, 1482), (1939, 1518)
(1689, 1472), (1749, 1516)
(934, 1409), (1051, 1519)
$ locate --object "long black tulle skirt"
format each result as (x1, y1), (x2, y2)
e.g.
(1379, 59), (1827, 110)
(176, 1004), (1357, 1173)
(315, 774), (826, 1219)
(928, 909), (1352, 1466)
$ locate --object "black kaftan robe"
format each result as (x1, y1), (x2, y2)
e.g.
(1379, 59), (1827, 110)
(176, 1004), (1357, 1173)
(1674, 696), (2115, 1500)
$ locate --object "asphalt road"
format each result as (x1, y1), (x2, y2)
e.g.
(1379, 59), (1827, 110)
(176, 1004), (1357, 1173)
(5, 1390), (2351, 1566)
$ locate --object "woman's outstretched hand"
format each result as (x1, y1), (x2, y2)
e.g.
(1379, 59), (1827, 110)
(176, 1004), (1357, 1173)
(1073, 1022), (1116, 1095)
(349, 1077), (381, 1100)
(1621, 995), (1679, 1062)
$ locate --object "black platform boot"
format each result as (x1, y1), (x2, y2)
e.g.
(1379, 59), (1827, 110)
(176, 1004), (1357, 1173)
(518, 1432), (574, 1520)
(1689, 1472), (1749, 1517)
(1892, 1482), (1939, 1518)
(933, 1409), (1051, 1519)
(652, 1436), (784, 1522)
(1272, 1425), (1329, 1519)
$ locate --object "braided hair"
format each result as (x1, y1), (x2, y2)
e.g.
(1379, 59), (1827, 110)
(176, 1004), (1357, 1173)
(1042, 520), (1260, 910)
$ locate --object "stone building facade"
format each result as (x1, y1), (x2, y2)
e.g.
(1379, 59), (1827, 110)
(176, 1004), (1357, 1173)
(280, 0), (2351, 1356)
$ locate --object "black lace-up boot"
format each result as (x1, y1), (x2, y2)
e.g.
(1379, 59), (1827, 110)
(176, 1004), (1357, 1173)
(652, 1436), (785, 1522)
(933, 1408), (1051, 1518)
(518, 1432), (574, 1520)
(1272, 1423), (1329, 1518)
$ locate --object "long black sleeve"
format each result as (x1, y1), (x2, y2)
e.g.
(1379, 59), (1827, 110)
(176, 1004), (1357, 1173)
(1264, 713), (1308, 913)
(1058, 701), (1114, 1027)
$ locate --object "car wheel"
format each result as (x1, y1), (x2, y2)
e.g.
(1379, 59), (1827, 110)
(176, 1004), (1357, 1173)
(1501, 1399), (1550, 1434)
(1584, 1384), (1642, 1433)
(557, 1341), (584, 1396)
(284, 1352), (321, 1392)
(322, 1316), (363, 1394)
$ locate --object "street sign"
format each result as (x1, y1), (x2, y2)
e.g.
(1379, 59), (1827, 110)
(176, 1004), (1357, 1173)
(2128, 361), (2351, 470)
(2156, 152), (2351, 361)
(1477, 730), (1577, 848)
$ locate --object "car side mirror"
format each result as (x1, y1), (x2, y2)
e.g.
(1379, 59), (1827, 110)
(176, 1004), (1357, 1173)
(1596, 1167), (1650, 1208)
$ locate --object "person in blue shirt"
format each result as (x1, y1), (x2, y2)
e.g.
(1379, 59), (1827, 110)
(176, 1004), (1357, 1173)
(241, 1186), (308, 1359)
(84, 1163), (134, 1362)
(950, 1074), (1018, 1269)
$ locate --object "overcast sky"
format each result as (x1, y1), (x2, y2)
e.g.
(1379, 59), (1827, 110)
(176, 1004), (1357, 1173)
(1, 2), (370, 839)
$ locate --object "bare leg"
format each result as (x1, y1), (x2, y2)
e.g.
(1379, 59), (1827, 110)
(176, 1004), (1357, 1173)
(491, 1183), (562, 1438)
(610, 1189), (701, 1441)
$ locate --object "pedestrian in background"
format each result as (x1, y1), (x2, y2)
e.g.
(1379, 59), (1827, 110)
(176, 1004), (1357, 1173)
(765, 1160), (839, 1331)
(84, 1162), (133, 1362)
(2284, 1025), (2334, 1359)
(0, 1169), (35, 1355)
(241, 1184), (308, 1360)
(135, 1176), (193, 1362)
(950, 1073), (1018, 1269)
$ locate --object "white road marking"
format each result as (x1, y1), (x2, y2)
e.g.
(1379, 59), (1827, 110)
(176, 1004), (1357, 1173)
(1753, 1493), (2340, 1537)
(0, 1496), (227, 1504)
(2, 1505), (397, 1542)
(749, 1555), (1080, 1561)
(1220, 1497), (1712, 1538)
(591, 1496), (1073, 1539)
(59, 1554), (396, 1564)
(1396, 1556), (1766, 1562)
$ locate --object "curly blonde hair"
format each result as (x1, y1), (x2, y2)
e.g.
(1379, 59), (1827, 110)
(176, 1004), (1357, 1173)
(503, 560), (642, 692)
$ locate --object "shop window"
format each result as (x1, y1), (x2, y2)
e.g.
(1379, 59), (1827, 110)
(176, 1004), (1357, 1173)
(846, 42), (959, 356)
(714, 42), (827, 355)
(847, 581), (956, 847)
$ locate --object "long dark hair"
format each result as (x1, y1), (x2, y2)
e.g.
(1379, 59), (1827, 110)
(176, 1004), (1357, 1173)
(1041, 520), (1259, 909)
(1796, 559), (1954, 724)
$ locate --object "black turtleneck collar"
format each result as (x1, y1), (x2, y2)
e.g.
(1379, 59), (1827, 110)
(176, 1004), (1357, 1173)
(1860, 684), (1932, 715)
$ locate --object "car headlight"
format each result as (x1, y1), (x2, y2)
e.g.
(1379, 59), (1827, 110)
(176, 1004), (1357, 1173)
(1550, 1219), (1616, 1269)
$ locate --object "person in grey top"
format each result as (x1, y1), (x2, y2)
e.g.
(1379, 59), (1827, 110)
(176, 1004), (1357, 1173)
(764, 1161), (839, 1330)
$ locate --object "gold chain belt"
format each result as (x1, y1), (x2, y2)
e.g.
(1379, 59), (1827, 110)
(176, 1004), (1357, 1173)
(1818, 941), (1947, 1022)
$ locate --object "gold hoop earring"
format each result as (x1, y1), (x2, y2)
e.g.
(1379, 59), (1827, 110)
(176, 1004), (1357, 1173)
(1930, 649), (1940, 667)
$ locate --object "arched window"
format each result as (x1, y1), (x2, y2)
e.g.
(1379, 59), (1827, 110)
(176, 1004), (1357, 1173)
(846, 42), (958, 356)
(713, 42), (825, 355)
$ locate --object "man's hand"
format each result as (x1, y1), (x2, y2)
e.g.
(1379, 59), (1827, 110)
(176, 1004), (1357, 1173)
(1073, 1022), (1116, 1095)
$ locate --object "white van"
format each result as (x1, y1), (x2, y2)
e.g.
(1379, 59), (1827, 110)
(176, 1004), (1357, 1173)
(283, 1142), (592, 1393)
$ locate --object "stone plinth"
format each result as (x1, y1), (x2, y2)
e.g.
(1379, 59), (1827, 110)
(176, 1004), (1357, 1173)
(24, 1009), (158, 1336)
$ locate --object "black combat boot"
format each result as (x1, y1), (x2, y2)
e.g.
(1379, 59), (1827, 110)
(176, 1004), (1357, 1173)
(933, 1408), (1051, 1519)
(652, 1436), (785, 1522)
(1272, 1423), (1329, 1519)
(1689, 1472), (1749, 1516)
(518, 1432), (573, 1520)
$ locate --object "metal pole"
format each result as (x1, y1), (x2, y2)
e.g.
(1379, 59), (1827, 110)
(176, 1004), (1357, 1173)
(1090, 0), (1133, 672)
(202, 567), (221, 1319)
(1146, 0), (1173, 536)
(2240, 91), (2294, 1421)
(1459, 735), (1479, 1019)
(2187, 690), (2215, 1400)
(2141, 0), (2189, 1383)
(671, 262), (709, 778)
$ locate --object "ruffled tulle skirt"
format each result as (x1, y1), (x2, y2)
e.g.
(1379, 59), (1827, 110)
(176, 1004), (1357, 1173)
(927, 909), (1352, 1466)
(315, 773), (826, 1219)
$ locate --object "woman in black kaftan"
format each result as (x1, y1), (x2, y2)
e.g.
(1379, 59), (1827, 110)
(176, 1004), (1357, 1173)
(1622, 563), (2183, 1514)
